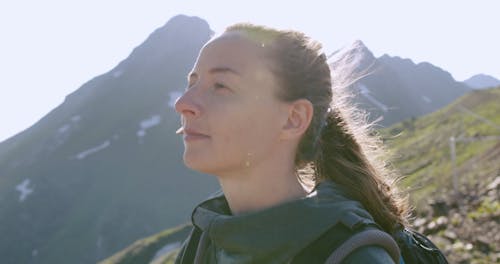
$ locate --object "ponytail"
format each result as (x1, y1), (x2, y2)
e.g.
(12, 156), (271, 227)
(314, 107), (409, 232)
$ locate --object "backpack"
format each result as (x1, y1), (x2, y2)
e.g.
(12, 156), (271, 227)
(292, 213), (449, 264)
(391, 227), (449, 264)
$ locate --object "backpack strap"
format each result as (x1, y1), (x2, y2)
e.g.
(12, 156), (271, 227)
(325, 229), (401, 264)
(175, 227), (202, 264)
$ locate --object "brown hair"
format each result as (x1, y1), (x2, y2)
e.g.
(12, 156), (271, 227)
(225, 23), (410, 232)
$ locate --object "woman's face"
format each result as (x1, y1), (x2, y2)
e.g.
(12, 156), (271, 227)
(175, 32), (290, 176)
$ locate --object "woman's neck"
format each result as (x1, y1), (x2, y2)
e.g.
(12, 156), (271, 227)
(217, 161), (309, 215)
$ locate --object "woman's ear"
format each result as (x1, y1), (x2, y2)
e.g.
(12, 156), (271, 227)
(280, 99), (314, 140)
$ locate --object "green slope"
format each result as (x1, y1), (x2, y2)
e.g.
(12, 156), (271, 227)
(382, 87), (500, 210)
(99, 224), (191, 264)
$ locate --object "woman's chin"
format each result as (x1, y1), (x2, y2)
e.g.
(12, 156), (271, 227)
(183, 157), (216, 174)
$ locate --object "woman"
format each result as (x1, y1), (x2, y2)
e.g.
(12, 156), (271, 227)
(174, 23), (409, 263)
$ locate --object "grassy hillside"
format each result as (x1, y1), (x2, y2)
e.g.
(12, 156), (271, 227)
(382, 87), (500, 210)
(382, 87), (500, 263)
(99, 224), (191, 264)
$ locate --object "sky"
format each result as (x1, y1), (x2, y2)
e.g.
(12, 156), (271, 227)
(0, 0), (499, 143)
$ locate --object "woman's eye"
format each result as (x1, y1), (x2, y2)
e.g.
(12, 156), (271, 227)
(214, 82), (228, 90)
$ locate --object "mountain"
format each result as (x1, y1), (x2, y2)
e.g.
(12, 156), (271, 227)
(328, 40), (471, 126)
(0, 15), (492, 263)
(463, 74), (500, 89)
(0, 15), (219, 264)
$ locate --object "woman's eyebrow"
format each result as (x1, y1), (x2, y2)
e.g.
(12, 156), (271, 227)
(209, 66), (240, 76)
(186, 66), (240, 81)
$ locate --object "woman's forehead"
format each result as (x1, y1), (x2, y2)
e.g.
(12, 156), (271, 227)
(192, 33), (281, 96)
(204, 33), (262, 58)
(208, 30), (269, 48)
(196, 33), (271, 74)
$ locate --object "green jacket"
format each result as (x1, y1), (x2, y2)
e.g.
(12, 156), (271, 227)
(175, 180), (395, 264)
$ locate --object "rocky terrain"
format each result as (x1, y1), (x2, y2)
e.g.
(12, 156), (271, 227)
(414, 175), (499, 263)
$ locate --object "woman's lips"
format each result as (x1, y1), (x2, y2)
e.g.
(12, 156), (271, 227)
(176, 127), (210, 141)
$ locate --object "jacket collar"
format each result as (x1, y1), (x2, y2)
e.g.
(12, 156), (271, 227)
(191, 180), (373, 263)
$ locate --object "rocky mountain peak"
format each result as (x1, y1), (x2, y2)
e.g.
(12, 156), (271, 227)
(350, 39), (371, 53)
(125, 15), (212, 66)
(328, 39), (376, 76)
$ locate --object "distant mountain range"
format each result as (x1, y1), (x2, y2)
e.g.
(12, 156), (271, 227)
(0, 14), (497, 263)
(463, 74), (500, 89)
(329, 40), (472, 126)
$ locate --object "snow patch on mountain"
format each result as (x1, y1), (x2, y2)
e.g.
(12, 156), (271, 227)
(16, 179), (34, 202)
(358, 84), (389, 112)
(422, 96), (432, 104)
(57, 124), (71, 134)
(71, 115), (81, 122)
(75, 140), (111, 160)
(53, 115), (82, 148)
(112, 70), (123, 78)
(57, 115), (81, 135)
(137, 115), (162, 141)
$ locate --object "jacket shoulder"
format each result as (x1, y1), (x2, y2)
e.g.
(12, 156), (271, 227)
(342, 245), (395, 264)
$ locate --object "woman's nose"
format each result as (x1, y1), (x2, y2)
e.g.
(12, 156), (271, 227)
(174, 89), (201, 118)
